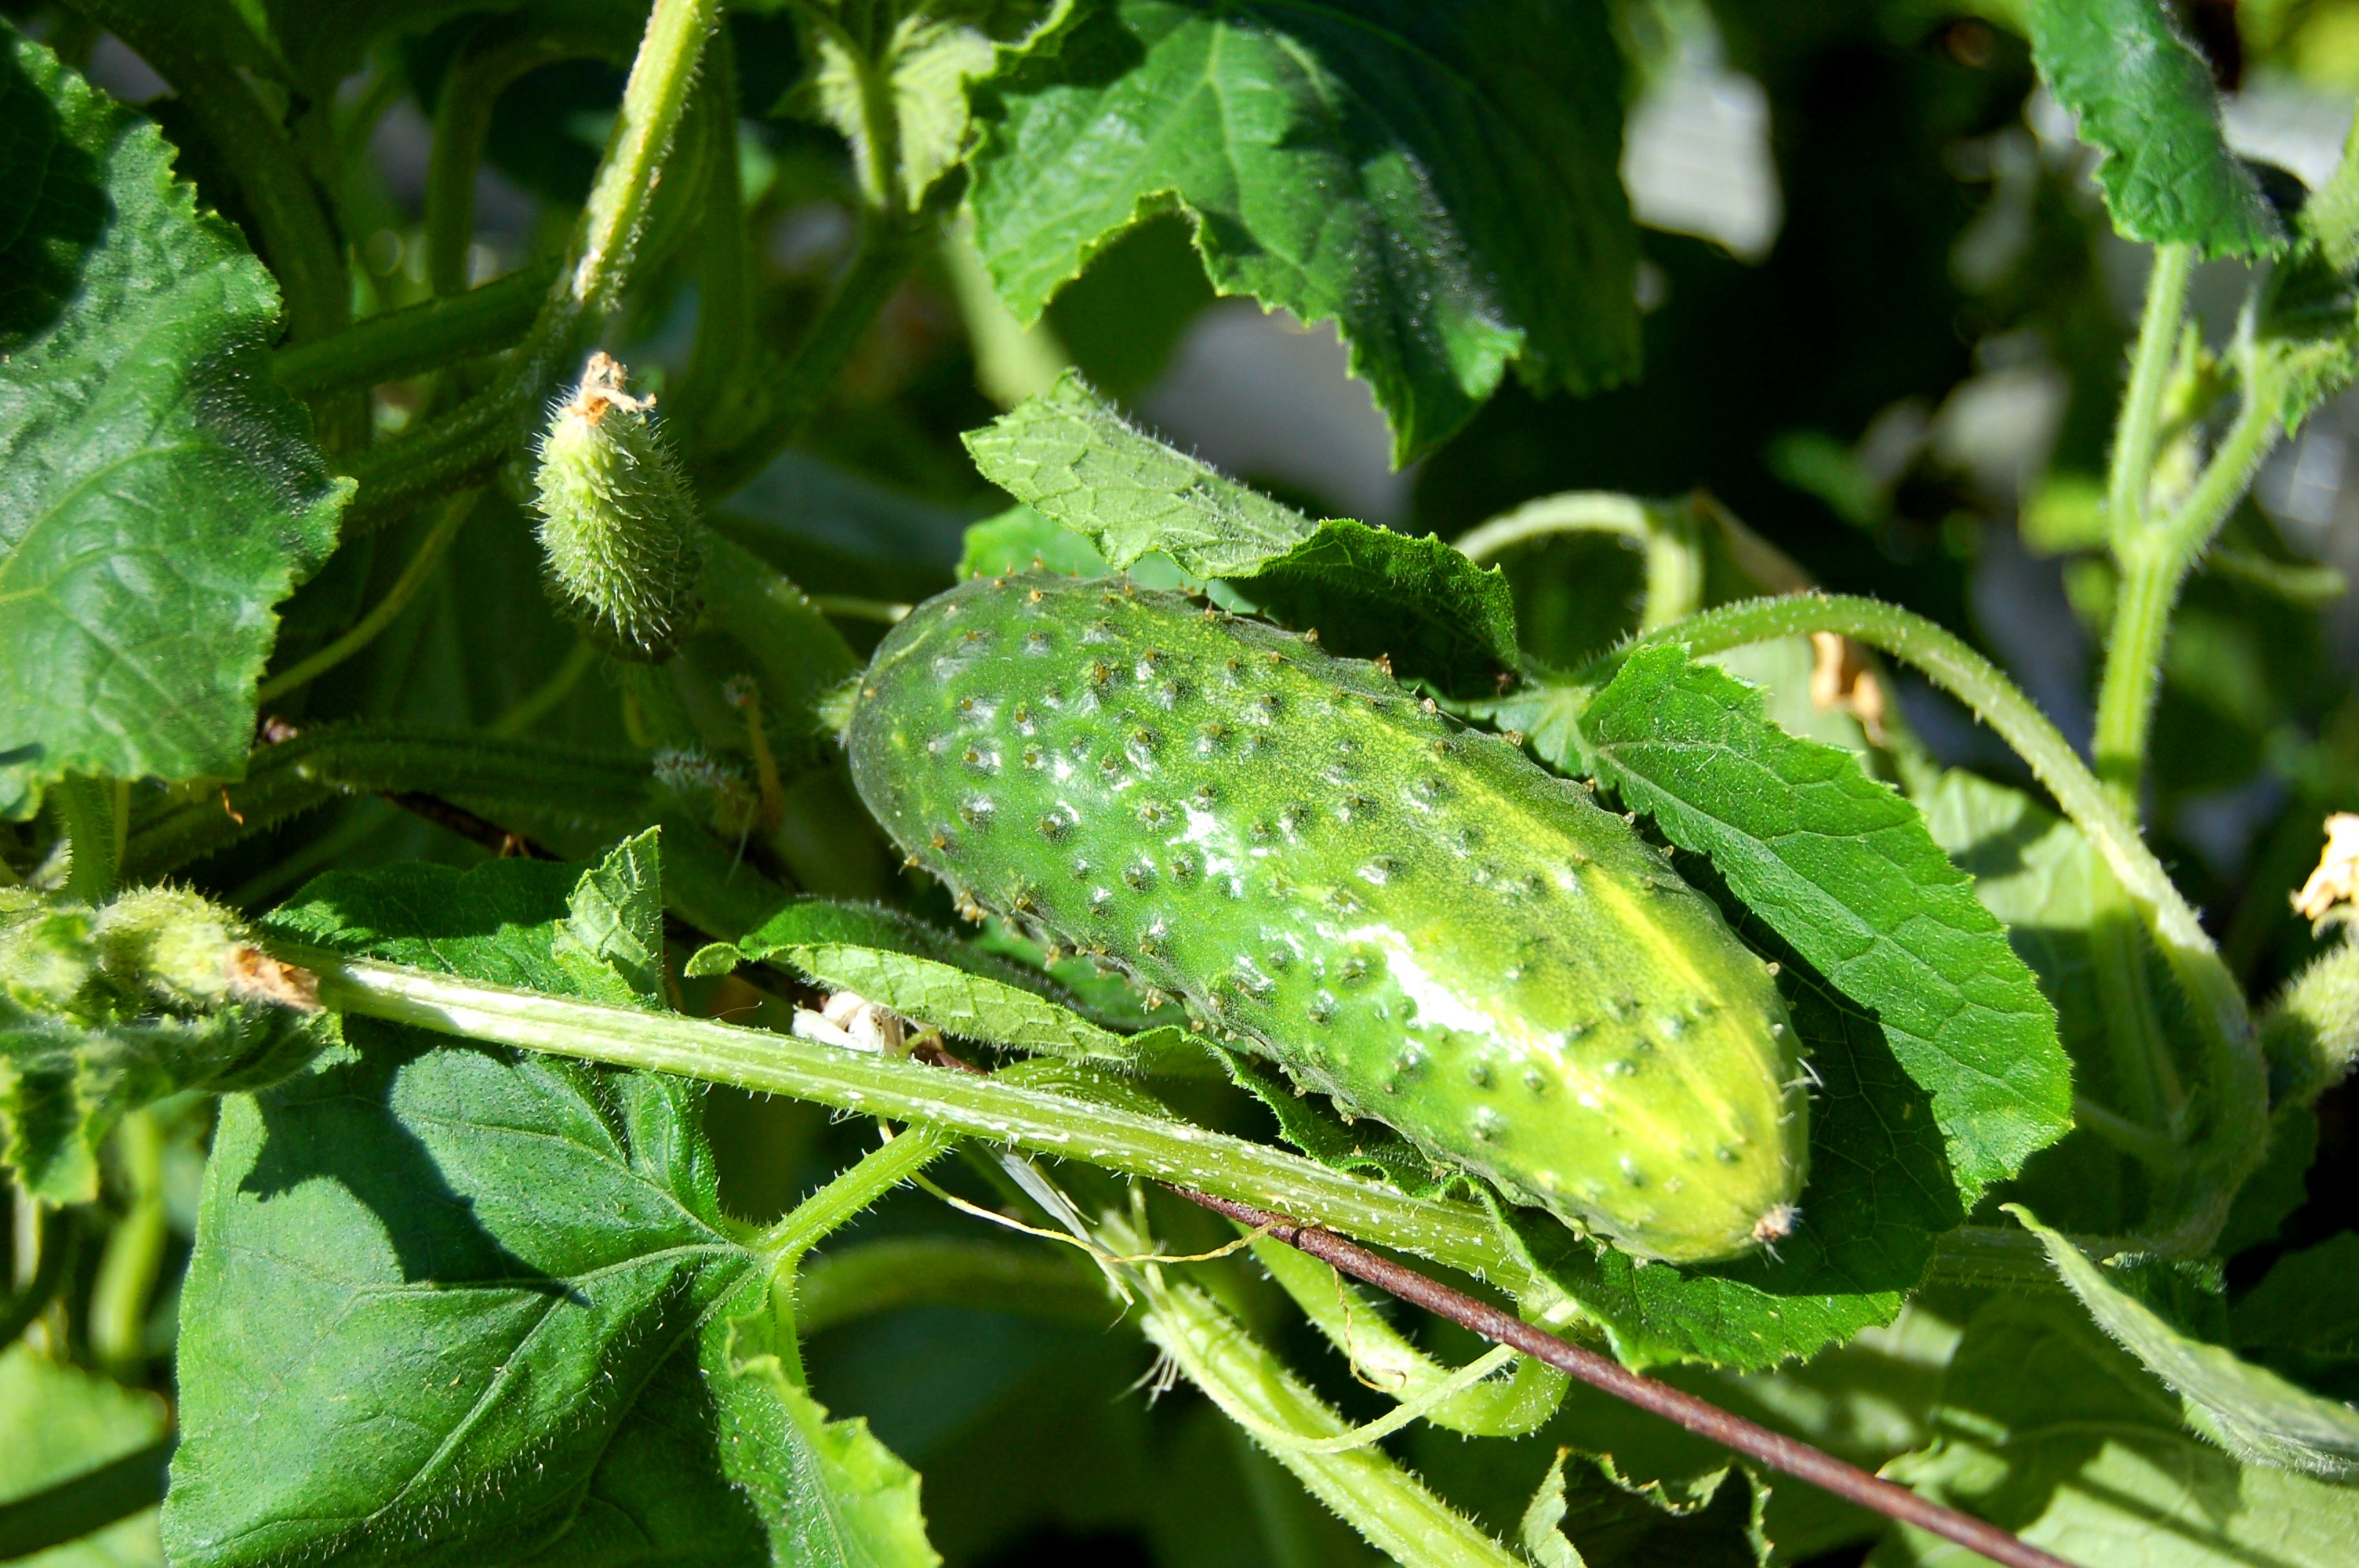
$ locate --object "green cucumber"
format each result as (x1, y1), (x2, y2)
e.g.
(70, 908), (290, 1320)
(845, 575), (1808, 1263)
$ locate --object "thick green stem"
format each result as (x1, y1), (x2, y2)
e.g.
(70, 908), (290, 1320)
(122, 725), (655, 881)
(1249, 1235), (1565, 1439)
(429, 38), (576, 296)
(1125, 1242), (1522, 1566)
(2106, 244), (2194, 545)
(551, 0), (722, 329)
(89, 1110), (166, 1372)
(1455, 492), (1648, 561)
(259, 494), (480, 703)
(1607, 593), (2264, 1251)
(792, 1236), (1114, 1338)
(760, 1125), (957, 1262)
(273, 261), (558, 397)
(294, 949), (1520, 1284)
(2094, 343), (2285, 804)
(338, 391), (517, 538)
(2092, 540), (2183, 799)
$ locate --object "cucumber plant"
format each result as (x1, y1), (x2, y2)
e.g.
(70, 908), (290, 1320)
(2, 3), (2358, 1568)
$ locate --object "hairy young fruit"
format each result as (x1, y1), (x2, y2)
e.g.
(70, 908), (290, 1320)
(845, 575), (1809, 1264)
(531, 352), (703, 662)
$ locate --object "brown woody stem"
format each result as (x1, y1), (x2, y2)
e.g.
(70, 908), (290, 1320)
(1169, 1189), (2081, 1568)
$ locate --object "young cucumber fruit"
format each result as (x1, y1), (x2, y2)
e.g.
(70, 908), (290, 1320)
(845, 575), (1808, 1264)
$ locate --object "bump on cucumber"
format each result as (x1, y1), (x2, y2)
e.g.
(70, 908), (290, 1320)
(845, 575), (1808, 1264)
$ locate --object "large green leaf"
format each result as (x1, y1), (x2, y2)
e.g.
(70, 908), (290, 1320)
(968, 0), (1638, 460)
(2026, 0), (2282, 259)
(1881, 1294), (2359, 1568)
(961, 374), (1518, 688)
(2260, 114), (2359, 430)
(1586, 648), (2071, 1200)
(0, 31), (351, 818)
(785, 0), (1070, 208)
(2011, 1207), (2359, 1482)
(165, 844), (937, 1568)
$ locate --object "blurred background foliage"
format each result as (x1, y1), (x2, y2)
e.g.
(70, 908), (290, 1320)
(8, 2), (2359, 1564)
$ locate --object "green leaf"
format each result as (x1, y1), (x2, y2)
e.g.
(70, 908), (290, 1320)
(1519, 1450), (1765, 1568)
(2026, 0), (2282, 259)
(1881, 1294), (2359, 1568)
(2230, 1233), (2359, 1406)
(969, 0), (1639, 459)
(956, 502), (1198, 590)
(1241, 521), (1520, 695)
(788, 0), (1070, 209)
(2008, 1206), (2359, 1481)
(775, 941), (1139, 1064)
(2261, 116), (2359, 430)
(0, 1344), (169, 1568)
(169, 850), (936, 1567)
(963, 373), (1319, 576)
(1209, 1044), (1477, 1204)
(958, 503), (1119, 580)
(1586, 648), (2071, 1200)
(712, 1290), (941, 1568)
(962, 374), (1518, 688)
(553, 827), (669, 1005)
(0, 31), (351, 818)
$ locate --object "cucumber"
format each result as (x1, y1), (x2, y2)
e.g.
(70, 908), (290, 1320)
(845, 575), (1808, 1263)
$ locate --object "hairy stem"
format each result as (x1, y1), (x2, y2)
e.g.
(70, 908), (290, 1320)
(2094, 333), (2286, 804)
(1179, 1191), (2079, 1568)
(1453, 491), (1650, 561)
(792, 1236), (1114, 1338)
(88, 1110), (166, 1373)
(551, 0), (722, 329)
(760, 1124), (958, 1263)
(2105, 244), (2194, 546)
(1131, 1256), (1525, 1567)
(122, 725), (654, 881)
(273, 261), (558, 397)
(291, 949), (1519, 1283)
(1249, 1233), (1565, 1438)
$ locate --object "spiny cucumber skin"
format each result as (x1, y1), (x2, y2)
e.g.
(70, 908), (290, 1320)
(532, 354), (703, 663)
(846, 575), (1808, 1264)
